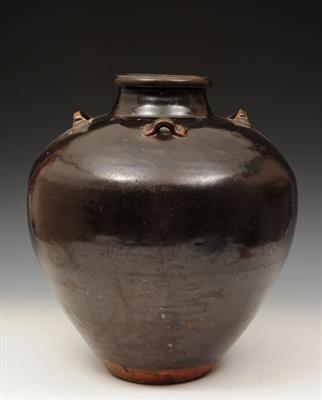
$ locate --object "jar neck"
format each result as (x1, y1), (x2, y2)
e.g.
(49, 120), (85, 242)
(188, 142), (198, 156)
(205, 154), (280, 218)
(111, 87), (212, 118)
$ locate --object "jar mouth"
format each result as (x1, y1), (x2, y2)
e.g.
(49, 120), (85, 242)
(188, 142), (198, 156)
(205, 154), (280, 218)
(114, 73), (212, 88)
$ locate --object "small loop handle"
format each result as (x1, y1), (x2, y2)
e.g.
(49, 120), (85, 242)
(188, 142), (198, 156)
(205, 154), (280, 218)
(142, 118), (187, 137)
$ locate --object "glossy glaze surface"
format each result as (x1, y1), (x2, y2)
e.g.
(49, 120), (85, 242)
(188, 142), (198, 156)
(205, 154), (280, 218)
(28, 74), (297, 383)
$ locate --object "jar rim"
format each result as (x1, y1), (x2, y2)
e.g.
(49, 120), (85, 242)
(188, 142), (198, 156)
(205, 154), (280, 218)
(114, 73), (212, 88)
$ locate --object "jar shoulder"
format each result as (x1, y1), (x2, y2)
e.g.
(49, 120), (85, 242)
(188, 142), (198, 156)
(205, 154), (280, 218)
(29, 114), (296, 190)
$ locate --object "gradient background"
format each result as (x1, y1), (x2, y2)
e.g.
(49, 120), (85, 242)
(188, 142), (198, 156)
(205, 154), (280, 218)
(1, 3), (321, 399)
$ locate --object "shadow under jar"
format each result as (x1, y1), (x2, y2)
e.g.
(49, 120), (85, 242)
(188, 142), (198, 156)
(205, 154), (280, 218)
(28, 73), (297, 384)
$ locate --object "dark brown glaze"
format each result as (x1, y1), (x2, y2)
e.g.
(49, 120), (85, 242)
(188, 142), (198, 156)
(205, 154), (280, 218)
(114, 73), (211, 88)
(104, 360), (214, 384)
(27, 74), (297, 384)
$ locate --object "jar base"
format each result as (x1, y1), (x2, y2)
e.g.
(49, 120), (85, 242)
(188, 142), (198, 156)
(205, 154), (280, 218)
(103, 360), (214, 384)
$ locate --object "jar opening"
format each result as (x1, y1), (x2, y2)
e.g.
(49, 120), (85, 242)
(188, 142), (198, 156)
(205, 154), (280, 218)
(114, 73), (212, 88)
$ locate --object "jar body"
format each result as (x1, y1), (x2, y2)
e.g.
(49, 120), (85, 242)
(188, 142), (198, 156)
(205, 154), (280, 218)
(28, 75), (297, 384)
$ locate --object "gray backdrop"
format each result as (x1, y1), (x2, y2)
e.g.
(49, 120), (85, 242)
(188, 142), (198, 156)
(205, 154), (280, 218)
(2, 2), (320, 306)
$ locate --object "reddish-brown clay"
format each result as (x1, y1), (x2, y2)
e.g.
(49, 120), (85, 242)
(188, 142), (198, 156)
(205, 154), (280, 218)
(103, 360), (214, 384)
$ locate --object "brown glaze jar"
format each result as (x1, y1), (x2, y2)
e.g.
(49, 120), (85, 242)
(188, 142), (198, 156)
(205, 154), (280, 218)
(28, 74), (297, 384)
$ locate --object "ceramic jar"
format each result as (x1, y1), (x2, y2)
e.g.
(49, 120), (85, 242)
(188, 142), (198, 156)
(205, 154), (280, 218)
(28, 74), (297, 384)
